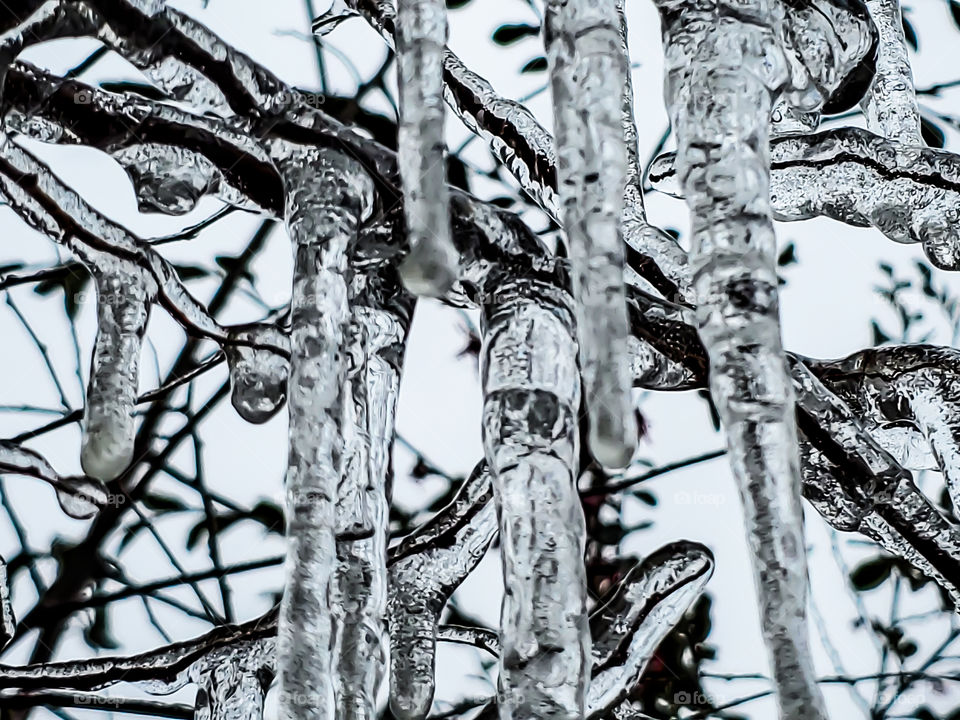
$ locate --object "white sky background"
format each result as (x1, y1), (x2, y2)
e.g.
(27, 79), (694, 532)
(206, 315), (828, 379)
(2, 0), (960, 718)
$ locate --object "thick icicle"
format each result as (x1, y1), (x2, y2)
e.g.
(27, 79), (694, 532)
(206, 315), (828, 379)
(387, 464), (497, 720)
(586, 542), (713, 718)
(332, 301), (407, 720)
(274, 146), (374, 720)
(395, 0), (458, 296)
(78, 248), (156, 482)
(860, 0), (921, 144)
(649, 0), (868, 715)
(480, 279), (589, 720)
(544, 0), (637, 468)
(225, 324), (290, 424)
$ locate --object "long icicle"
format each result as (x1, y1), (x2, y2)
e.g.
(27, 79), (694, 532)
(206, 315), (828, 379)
(481, 279), (590, 720)
(395, 0), (458, 296)
(78, 249), (155, 482)
(274, 146), (374, 720)
(544, 0), (637, 468)
(333, 297), (408, 720)
(653, 4), (827, 718)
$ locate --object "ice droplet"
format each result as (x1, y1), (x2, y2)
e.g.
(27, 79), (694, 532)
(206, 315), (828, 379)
(226, 324), (289, 424)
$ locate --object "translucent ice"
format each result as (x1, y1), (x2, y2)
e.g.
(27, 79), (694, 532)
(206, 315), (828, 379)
(480, 279), (589, 720)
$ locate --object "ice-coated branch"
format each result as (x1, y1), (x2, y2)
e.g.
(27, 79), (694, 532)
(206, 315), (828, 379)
(480, 279), (589, 720)
(809, 346), (960, 514)
(387, 464), (497, 720)
(860, 0), (922, 144)
(273, 145), (374, 720)
(545, 0), (637, 468)
(395, 0), (458, 295)
(648, 127), (960, 270)
(0, 138), (287, 358)
(0, 557), (12, 650)
(0, 441), (109, 519)
(333, 288), (411, 720)
(586, 542), (713, 718)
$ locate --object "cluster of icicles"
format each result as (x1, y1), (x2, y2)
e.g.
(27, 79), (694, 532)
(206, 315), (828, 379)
(2, 0), (960, 718)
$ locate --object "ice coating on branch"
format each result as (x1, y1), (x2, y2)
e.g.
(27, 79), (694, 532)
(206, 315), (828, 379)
(190, 639), (273, 720)
(387, 465), (497, 720)
(275, 147), (374, 720)
(649, 0), (868, 715)
(860, 0), (921, 144)
(0, 557), (12, 650)
(226, 324), (289, 424)
(869, 423), (937, 471)
(77, 248), (155, 482)
(771, 100), (820, 136)
(395, 0), (458, 296)
(811, 346), (960, 511)
(586, 542), (714, 717)
(649, 128), (960, 270)
(480, 280), (589, 720)
(0, 441), (109, 519)
(545, 0), (637, 468)
(128, 0), (165, 15)
(332, 304), (405, 720)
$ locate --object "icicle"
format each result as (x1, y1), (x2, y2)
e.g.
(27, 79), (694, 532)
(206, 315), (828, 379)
(544, 0), (637, 468)
(649, 0), (858, 715)
(226, 324), (290, 424)
(190, 640), (273, 720)
(78, 249), (155, 483)
(0, 557), (13, 650)
(387, 465), (497, 720)
(649, 128), (960, 270)
(274, 146), (374, 720)
(480, 279), (589, 720)
(332, 304), (405, 720)
(586, 542), (714, 718)
(395, 0), (458, 296)
(860, 0), (922, 144)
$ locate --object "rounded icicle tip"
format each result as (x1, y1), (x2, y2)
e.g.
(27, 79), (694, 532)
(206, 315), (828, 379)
(399, 235), (460, 298)
(588, 406), (639, 470)
(80, 434), (134, 483)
